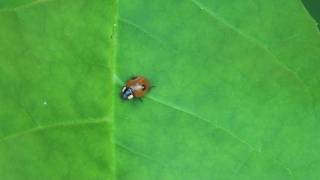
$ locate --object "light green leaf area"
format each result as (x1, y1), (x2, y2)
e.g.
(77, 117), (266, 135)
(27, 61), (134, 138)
(0, 0), (116, 179)
(0, 0), (320, 180)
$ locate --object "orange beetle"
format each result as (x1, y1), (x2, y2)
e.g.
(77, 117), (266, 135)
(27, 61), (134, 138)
(121, 76), (151, 100)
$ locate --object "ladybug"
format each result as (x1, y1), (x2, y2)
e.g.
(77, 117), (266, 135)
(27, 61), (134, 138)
(121, 76), (151, 100)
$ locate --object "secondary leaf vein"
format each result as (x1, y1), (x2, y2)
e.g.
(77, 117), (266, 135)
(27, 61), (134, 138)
(147, 95), (258, 151)
(115, 141), (165, 166)
(190, 0), (316, 120)
(0, 119), (109, 144)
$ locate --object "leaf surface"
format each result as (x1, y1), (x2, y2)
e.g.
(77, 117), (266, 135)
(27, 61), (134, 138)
(0, 0), (116, 179)
(0, 0), (320, 180)
(115, 0), (320, 179)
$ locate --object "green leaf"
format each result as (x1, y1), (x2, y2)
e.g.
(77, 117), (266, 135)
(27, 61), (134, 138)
(302, 0), (320, 29)
(115, 0), (320, 179)
(0, 0), (116, 179)
(0, 0), (320, 180)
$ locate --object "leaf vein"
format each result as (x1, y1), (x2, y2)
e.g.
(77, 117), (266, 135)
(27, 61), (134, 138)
(0, 119), (109, 143)
(190, 0), (316, 120)
(115, 141), (165, 166)
(118, 17), (168, 47)
(147, 95), (258, 151)
(0, 0), (55, 12)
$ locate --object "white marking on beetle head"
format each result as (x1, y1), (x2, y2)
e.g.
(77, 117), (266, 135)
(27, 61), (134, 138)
(43, 101), (47, 105)
(128, 94), (134, 99)
(122, 87), (126, 93)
